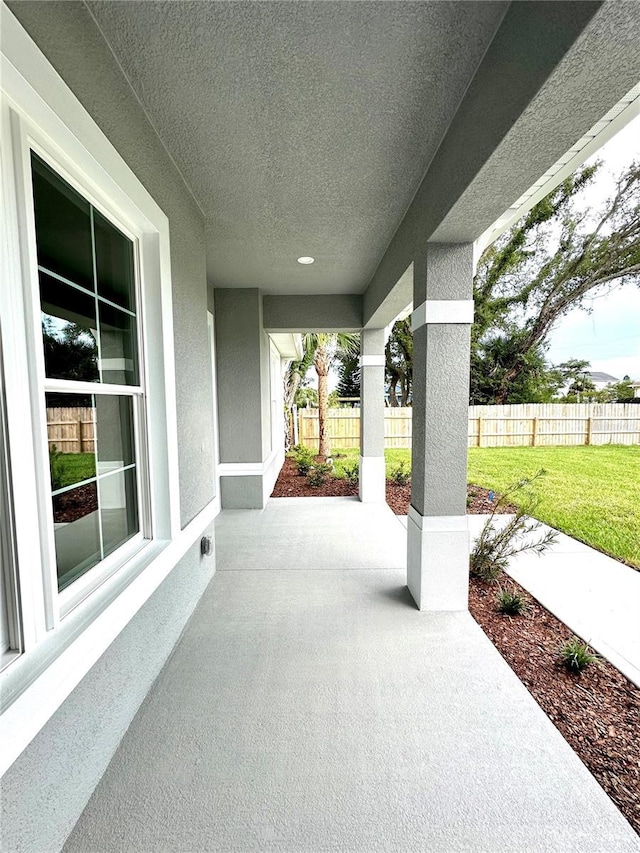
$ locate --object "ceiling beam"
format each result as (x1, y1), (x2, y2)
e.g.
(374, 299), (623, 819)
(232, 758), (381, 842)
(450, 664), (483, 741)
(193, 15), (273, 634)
(263, 294), (363, 333)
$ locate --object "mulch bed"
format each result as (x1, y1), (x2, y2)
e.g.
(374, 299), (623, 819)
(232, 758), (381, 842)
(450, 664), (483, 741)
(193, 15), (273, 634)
(271, 458), (640, 835)
(53, 482), (98, 523)
(273, 457), (516, 515)
(469, 576), (640, 836)
(271, 457), (358, 498)
(385, 481), (517, 516)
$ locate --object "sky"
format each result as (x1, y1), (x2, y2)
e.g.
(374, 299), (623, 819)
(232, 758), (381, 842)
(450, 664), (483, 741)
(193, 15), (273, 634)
(544, 113), (640, 381)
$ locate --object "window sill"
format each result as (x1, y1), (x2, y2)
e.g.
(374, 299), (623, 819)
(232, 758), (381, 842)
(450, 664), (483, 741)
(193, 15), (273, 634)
(0, 538), (165, 712)
(58, 533), (147, 620)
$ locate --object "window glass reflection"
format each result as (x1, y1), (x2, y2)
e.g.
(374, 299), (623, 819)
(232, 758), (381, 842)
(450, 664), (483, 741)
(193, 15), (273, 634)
(99, 467), (139, 559)
(53, 481), (101, 591)
(94, 211), (136, 313)
(98, 303), (139, 385)
(95, 396), (135, 476)
(31, 153), (94, 289)
(46, 393), (96, 491)
(40, 273), (99, 382)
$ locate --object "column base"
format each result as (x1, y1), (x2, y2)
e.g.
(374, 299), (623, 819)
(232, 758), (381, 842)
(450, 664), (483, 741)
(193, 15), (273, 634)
(406, 507), (469, 611)
(218, 449), (284, 509)
(358, 455), (386, 503)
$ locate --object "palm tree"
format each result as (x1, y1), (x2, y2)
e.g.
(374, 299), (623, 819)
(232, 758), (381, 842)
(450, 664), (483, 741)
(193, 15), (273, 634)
(303, 333), (359, 458)
(283, 346), (315, 448)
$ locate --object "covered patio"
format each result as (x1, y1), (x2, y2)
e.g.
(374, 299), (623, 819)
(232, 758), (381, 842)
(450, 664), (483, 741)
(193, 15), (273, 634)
(2, 2), (640, 850)
(61, 498), (638, 852)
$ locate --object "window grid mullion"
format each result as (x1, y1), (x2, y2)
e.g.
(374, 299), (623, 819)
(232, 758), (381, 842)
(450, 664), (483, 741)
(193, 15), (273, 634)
(89, 207), (103, 385)
(50, 476), (97, 498)
(37, 267), (94, 300)
(43, 380), (144, 397)
(98, 462), (136, 481)
(37, 267), (137, 319)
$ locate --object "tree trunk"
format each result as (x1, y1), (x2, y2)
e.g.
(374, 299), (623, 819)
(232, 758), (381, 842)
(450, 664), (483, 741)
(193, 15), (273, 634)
(284, 373), (302, 449)
(388, 381), (398, 408)
(286, 408), (294, 449)
(494, 364), (522, 404)
(401, 375), (410, 406)
(315, 344), (330, 459)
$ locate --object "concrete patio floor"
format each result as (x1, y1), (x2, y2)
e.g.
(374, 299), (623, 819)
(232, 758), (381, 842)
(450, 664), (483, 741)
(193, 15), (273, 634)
(63, 498), (639, 852)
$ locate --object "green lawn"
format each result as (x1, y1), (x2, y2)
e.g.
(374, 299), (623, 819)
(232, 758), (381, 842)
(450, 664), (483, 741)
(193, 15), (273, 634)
(50, 452), (96, 490)
(330, 444), (640, 568)
(467, 446), (640, 569)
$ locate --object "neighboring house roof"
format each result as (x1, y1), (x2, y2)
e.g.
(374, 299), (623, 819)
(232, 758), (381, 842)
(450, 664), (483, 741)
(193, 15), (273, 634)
(587, 371), (619, 383)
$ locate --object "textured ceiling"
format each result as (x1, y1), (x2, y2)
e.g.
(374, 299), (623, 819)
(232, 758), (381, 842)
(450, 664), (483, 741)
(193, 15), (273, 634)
(87, 1), (507, 294)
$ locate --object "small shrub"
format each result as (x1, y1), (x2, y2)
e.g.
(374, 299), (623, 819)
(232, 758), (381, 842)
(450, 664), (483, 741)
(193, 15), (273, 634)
(307, 463), (332, 487)
(343, 461), (359, 484)
(495, 586), (528, 616)
(294, 446), (315, 476)
(559, 637), (598, 673)
(49, 444), (64, 491)
(391, 461), (411, 486)
(469, 470), (558, 582)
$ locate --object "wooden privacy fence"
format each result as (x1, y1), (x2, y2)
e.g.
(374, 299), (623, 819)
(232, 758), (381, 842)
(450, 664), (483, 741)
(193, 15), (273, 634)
(297, 403), (640, 449)
(46, 407), (95, 454)
(468, 404), (640, 447)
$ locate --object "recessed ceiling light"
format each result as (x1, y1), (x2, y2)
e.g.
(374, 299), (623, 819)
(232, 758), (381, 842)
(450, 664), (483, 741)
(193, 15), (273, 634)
(297, 256), (315, 265)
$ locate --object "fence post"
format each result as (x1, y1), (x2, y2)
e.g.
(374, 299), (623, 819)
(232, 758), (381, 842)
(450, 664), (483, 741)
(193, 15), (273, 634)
(531, 416), (537, 447)
(586, 416), (592, 446)
(477, 417), (483, 448)
(77, 415), (83, 453)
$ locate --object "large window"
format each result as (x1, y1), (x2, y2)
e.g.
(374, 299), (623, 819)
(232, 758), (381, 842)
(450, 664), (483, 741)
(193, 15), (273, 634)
(31, 154), (145, 593)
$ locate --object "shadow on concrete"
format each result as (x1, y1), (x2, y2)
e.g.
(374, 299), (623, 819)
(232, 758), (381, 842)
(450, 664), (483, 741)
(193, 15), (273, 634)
(377, 583), (418, 610)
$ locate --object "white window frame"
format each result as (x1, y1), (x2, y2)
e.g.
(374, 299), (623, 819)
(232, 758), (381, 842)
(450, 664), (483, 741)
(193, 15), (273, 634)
(0, 330), (22, 672)
(26, 141), (151, 618)
(0, 4), (220, 777)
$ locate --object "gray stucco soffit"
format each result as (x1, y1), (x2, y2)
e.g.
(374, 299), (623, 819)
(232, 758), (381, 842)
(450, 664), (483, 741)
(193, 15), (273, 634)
(362, 1), (639, 326)
(81, 1), (508, 296)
